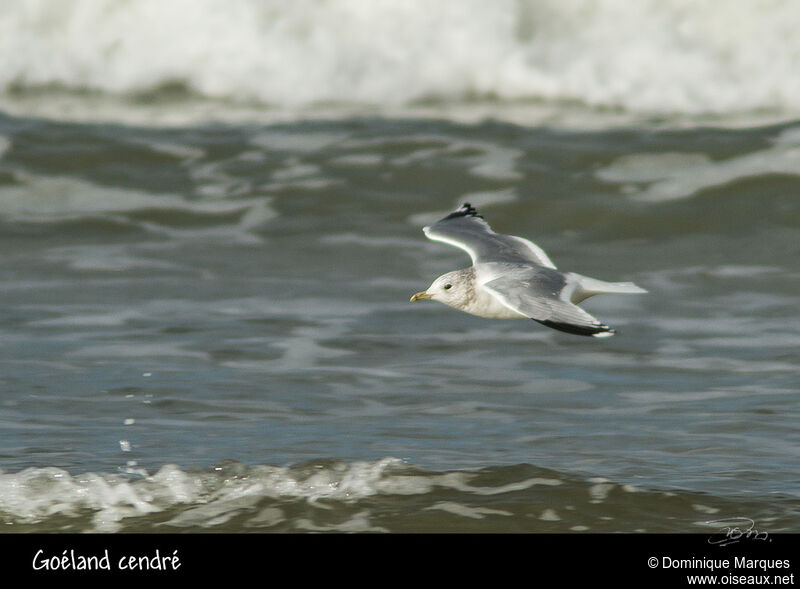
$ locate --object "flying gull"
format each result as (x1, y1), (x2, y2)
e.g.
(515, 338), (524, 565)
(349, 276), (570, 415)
(410, 203), (647, 337)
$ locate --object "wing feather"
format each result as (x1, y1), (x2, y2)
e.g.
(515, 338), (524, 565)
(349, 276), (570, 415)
(423, 204), (556, 268)
(482, 274), (615, 337)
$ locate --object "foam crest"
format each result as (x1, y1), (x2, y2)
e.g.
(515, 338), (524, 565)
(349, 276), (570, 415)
(0, 459), (559, 531)
(1, 459), (796, 532)
(2, 0), (800, 116)
(0, 459), (415, 531)
(0, 466), (171, 532)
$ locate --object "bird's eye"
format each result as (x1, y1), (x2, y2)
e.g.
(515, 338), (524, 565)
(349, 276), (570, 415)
(443, 284), (452, 290)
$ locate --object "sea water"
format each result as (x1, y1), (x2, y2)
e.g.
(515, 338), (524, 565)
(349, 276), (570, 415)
(0, 0), (798, 533)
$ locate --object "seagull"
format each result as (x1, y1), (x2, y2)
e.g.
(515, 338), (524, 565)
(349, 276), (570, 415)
(410, 203), (647, 337)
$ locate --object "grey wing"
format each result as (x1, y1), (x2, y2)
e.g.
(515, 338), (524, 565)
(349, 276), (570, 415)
(423, 203), (556, 268)
(482, 273), (615, 337)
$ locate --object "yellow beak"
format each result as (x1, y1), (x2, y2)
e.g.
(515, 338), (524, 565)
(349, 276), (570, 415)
(410, 291), (433, 302)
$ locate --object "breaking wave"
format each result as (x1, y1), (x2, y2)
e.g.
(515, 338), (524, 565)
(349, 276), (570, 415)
(2, 0), (800, 116)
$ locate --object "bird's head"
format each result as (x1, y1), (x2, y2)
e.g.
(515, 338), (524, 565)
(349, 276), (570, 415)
(410, 270), (473, 309)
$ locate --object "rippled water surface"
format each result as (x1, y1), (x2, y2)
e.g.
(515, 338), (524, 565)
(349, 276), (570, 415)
(0, 109), (797, 533)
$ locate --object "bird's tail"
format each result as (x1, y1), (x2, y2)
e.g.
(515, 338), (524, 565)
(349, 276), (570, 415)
(568, 274), (648, 304)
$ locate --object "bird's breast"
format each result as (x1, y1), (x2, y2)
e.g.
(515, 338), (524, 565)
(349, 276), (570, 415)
(458, 286), (527, 319)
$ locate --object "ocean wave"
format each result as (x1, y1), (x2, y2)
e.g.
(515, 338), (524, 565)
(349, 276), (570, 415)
(1, 0), (800, 116)
(1, 459), (797, 533)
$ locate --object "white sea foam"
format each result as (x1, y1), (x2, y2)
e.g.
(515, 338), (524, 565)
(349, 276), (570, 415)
(1, 0), (799, 120)
(0, 458), (567, 532)
(0, 458), (412, 531)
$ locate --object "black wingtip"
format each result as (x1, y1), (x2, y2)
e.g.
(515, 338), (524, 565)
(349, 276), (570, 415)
(535, 319), (616, 338)
(443, 202), (483, 220)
